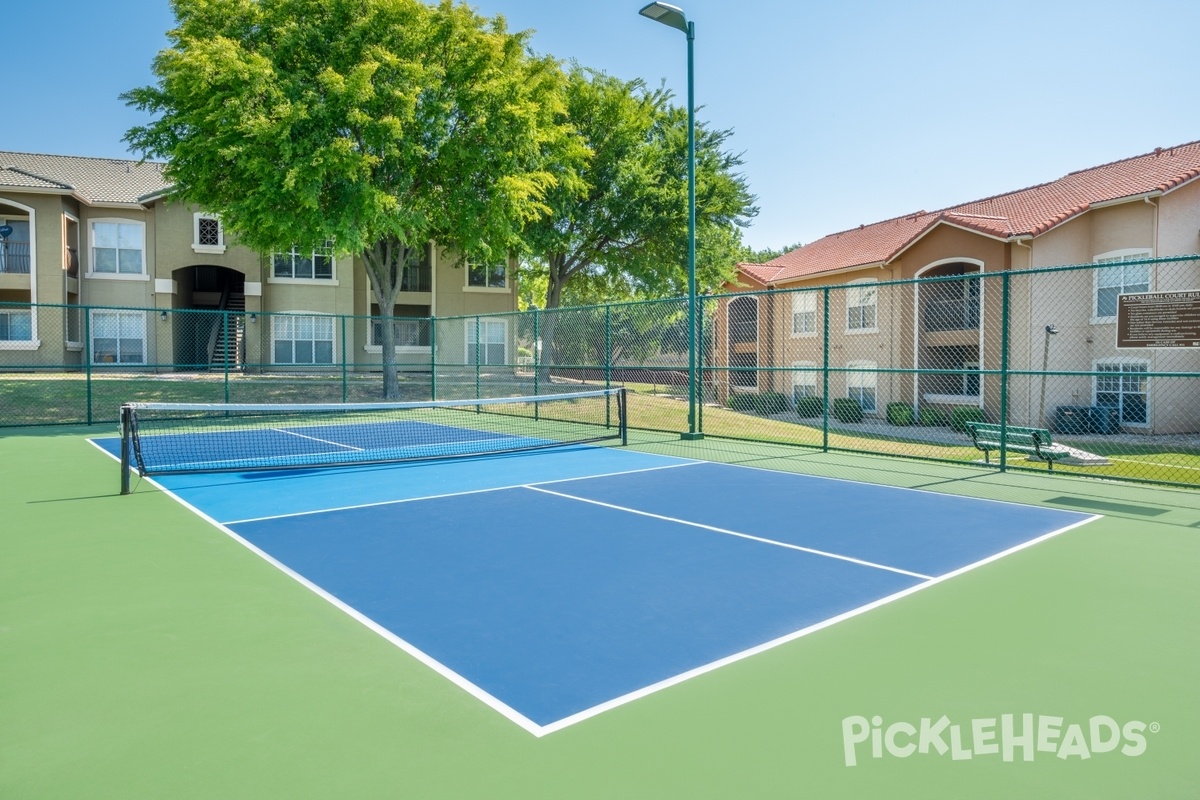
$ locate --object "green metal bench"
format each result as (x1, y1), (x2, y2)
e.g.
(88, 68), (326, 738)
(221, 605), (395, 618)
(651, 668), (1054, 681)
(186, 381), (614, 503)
(964, 422), (1071, 471)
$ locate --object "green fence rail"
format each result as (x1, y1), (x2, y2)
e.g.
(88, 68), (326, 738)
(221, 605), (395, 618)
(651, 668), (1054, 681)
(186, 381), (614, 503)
(3, 256), (1199, 488)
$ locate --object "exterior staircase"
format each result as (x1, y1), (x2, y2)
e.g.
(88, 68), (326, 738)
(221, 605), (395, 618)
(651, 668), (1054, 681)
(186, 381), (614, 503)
(209, 291), (245, 370)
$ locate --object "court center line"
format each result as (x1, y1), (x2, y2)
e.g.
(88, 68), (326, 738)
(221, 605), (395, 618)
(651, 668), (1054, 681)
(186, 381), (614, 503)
(271, 427), (365, 451)
(220, 459), (705, 526)
(524, 485), (934, 581)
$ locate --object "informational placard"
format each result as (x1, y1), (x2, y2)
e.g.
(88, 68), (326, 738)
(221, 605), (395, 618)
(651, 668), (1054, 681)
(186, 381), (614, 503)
(1116, 291), (1200, 348)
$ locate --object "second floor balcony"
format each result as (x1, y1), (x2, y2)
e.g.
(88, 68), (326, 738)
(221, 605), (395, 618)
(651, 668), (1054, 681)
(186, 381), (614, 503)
(0, 240), (31, 274)
(923, 297), (981, 332)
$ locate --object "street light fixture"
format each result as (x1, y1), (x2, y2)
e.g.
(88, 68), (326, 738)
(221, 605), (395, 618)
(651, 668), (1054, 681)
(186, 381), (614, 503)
(639, 2), (701, 440)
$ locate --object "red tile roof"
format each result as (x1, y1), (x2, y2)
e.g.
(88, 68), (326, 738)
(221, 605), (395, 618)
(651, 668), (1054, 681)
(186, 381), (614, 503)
(745, 140), (1200, 285)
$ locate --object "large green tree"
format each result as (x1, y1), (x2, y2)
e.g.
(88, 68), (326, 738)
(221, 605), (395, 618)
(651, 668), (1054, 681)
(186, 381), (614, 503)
(124, 0), (568, 397)
(522, 67), (758, 311)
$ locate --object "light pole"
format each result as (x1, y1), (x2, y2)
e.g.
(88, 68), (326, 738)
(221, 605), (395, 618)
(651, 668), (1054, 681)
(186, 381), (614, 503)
(1038, 324), (1058, 428)
(639, 2), (701, 439)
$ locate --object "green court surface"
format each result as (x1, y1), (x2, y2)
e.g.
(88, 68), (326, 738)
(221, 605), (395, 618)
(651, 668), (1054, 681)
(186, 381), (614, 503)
(3, 426), (1198, 799)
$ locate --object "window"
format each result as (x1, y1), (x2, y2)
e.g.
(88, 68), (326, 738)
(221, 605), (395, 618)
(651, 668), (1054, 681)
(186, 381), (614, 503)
(730, 352), (757, 389)
(91, 310), (145, 364)
(791, 292), (817, 336)
(1094, 251), (1151, 319)
(962, 360), (981, 397)
(91, 221), (144, 275)
(370, 317), (430, 348)
(467, 261), (508, 289)
(728, 296), (758, 345)
(273, 241), (335, 280)
(1095, 362), (1148, 426)
(846, 279), (877, 332)
(0, 308), (33, 341)
(272, 314), (334, 364)
(846, 361), (877, 413)
(466, 318), (507, 365)
(193, 213), (225, 253)
(791, 361), (818, 405)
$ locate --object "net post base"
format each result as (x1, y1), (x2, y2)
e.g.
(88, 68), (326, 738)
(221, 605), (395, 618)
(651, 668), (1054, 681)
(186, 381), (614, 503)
(680, 432), (705, 441)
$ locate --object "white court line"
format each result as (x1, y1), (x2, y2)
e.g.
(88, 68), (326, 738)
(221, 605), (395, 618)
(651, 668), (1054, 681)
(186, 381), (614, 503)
(271, 427), (365, 451)
(89, 438), (1102, 738)
(221, 459), (704, 526)
(536, 513), (1101, 736)
(525, 485), (933, 581)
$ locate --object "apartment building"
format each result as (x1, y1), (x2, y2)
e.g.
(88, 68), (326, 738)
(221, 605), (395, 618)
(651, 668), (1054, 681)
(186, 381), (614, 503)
(716, 141), (1200, 434)
(0, 151), (516, 372)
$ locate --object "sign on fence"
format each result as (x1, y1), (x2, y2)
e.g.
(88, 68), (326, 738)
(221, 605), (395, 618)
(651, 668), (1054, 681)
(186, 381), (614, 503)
(1116, 291), (1200, 348)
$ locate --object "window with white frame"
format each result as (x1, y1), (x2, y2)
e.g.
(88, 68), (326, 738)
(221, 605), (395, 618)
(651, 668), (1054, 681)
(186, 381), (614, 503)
(1094, 250), (1151, 320)
(90, 221), (145, 275)
(91, 310), (145, 364)
(466, 318), (507, 364)
(0, 307), (33, 341)
(791, 292), (817, 336)
(193, 213), (225, 253)
(272, 314), (335, 364)
(467, 261), (507, 289)
(1095, 361), (1148, 426)
(791, 361), (818, 405)
(846, 279), (877, 332)
(273, 241), (335, 280)
(846, 360), (877, 413)
(370, 310), (430, 348)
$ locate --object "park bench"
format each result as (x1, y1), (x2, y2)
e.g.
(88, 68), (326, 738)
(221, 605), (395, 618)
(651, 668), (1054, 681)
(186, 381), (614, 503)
(964, 422), (1071, 471)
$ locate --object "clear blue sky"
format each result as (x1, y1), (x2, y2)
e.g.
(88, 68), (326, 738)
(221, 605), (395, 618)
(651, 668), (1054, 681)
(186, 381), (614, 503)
(3, 0), (1198, 251)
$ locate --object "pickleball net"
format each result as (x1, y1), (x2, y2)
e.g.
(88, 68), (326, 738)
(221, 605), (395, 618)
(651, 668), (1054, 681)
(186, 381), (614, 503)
(119, 388), (627, 493)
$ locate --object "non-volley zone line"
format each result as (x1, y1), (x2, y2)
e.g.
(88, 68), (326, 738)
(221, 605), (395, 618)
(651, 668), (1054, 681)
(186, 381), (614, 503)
(220, 460), (705, 526)
(526, 485), (934, 580)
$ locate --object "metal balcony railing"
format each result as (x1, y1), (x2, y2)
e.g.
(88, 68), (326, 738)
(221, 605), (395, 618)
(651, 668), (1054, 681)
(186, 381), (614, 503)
(0, 241), (31, 274)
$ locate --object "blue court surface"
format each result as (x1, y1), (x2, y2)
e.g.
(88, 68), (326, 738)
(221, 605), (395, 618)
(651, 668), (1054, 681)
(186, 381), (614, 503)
(96, 438), (1097, 735)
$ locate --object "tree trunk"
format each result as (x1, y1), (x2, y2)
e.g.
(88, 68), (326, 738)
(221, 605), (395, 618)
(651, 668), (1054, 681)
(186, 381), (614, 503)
(538, 252), (569, 384)
(362, 237), (416, 400)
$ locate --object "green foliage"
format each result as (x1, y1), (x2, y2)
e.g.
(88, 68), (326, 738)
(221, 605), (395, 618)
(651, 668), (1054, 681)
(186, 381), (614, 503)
(756, 392), (790, 415)
(831, 397), (864, 424)
(950, 406), (988, 433)
(794, 395), (824, 418)
(123, 0), (569, 397)
(886, 402), (915, 426)
(727, 393), (758, 412)
(524, 66), (758, 311)
(918, 406), (948, 427)
(725, 391), (790, 416)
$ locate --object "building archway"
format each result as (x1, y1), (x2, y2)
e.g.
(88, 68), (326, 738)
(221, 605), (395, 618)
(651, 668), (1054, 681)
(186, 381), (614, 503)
(169, 265), (246, 369)
(912, 259), (984, 412)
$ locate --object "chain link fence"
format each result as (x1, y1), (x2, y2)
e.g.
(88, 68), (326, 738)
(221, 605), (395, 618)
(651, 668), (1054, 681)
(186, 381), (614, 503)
(3, 256), (1199, 488)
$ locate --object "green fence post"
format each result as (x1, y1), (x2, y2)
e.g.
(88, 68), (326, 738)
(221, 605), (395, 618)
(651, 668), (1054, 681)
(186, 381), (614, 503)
(341, 314), (348, 402)
(223, 311), (230, 404)
(429, 317), (437, 401)
(604, 305), (612, 428)
(697, 296), (705, 435)
(533, 307), (540, 399)
(822, 287), (831, 452)
(83, 306), (93, 425)
(474, 315), (481, 406)
(998, 271), (1012, 471)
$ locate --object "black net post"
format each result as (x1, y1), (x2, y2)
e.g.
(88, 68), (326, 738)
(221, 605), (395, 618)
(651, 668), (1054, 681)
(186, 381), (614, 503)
(119, 403), (133, 495)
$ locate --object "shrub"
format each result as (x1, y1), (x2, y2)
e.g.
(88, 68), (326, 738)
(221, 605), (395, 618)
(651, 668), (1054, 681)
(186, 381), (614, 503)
(726, 392), (758, 412)
(755, 391), (791, 415)
(795, 395), (824, 418)
(918, 406), (948, 427)
(949, 406), (987, 433)
(831, 397), (864, 423)
(886, 402), (915, 426)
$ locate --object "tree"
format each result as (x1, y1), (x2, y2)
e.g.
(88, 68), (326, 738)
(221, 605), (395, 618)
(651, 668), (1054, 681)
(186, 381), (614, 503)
(522, 66), (758, 311)
(123, 0), (568, 397)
